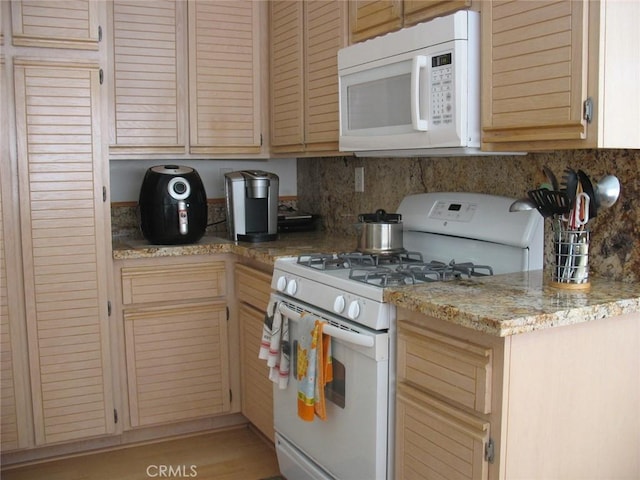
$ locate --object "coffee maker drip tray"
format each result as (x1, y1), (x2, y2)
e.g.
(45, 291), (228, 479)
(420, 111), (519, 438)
(237, 232), (278, 243)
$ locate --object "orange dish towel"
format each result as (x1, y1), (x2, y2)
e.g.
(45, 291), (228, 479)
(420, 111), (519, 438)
(297, 316), (333, 421)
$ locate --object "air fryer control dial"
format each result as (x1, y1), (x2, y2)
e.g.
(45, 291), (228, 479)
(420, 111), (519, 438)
(168, 177), (191, 200)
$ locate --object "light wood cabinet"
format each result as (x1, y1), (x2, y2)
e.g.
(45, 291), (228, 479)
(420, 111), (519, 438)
(396, 319), (493, 480)
(108, 0), (265, 157)
(2, 0), (115, 452)
(396, 308), (640, 480)
(269, 0), (347, 156)
(1, 57), (32, 453)
(108, 0), (187, 153)
(13, 59), (115, 446)
(11, 0), (100, 50)
(481, 0), (640, 150)
(349, 0), (470, 43)
(235, 263), (275, 441)
(117, 257), (235, 429)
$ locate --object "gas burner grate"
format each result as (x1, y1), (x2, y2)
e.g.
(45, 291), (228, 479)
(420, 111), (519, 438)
(449, 261), (494, 277)
(375, 251), (424, 266)
(297, 253), (340, 270)
(349, 266), (416, 287)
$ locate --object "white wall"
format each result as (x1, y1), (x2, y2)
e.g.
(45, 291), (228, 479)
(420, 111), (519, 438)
(109, 158), (297, 202)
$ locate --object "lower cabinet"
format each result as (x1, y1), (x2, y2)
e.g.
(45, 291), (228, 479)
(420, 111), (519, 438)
(116, 255), (236, 429)
(396, 384), (490, 480)
(123, 301), (230, 427)
(396, 318), (493, 480)
(396, 308), (640, 480)
(235, 263), (275, 440)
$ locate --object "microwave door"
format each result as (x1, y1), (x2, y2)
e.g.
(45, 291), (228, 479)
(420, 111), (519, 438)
(340, 56), (427, 135)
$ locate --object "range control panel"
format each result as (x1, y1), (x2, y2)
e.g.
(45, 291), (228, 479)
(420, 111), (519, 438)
(428, 200), (477, 222)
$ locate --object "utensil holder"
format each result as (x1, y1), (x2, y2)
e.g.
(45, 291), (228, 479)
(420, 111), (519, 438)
(551, 229), (590, 289)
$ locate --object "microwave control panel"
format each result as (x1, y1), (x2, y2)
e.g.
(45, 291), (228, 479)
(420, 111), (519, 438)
(430, 52), (454, 126)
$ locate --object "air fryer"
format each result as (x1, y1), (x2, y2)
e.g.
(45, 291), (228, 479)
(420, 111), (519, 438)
(138, 165), (208, 244)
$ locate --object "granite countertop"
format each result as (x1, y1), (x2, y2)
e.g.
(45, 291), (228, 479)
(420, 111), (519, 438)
(112, 231), (357, 265)
(113, 232), (640, 337)
(385, 270), (640, 336)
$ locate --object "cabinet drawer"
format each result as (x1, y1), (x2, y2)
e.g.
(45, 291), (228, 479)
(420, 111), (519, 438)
(398, 321), (492, 414)
(121, 262), (226, 305)
(396, 382), (489, 480)
(235, 264), (272, 311)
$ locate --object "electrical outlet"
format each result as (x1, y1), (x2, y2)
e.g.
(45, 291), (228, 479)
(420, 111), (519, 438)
(355, 167), (364, 192)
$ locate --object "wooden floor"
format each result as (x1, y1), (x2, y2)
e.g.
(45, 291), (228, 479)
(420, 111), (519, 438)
(1, 427), (281, 480)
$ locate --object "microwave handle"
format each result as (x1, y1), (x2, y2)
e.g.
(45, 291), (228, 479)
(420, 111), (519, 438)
(277, 302), (374, 348)
(411, 56), (429, 131)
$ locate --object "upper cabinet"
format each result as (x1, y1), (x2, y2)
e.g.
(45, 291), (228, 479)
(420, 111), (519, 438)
(481, 0), (640, 151)
(108, 0), (266, 158)
(108, 0), (187, 154)
(188, 1), (262, 155)
(349, 0), (471, 43)
(11, 0), (100, 50)
(269, 0), (347, 156)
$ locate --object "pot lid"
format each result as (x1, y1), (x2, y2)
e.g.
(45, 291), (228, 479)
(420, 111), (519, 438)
(358, 209), (402, 223)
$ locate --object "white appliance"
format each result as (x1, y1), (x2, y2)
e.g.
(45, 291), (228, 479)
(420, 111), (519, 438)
(270, 192), (543, 480)
(338, 11), (485, 157)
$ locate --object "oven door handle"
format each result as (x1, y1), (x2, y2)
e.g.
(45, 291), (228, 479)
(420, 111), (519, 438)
(277, 303), (375, 348)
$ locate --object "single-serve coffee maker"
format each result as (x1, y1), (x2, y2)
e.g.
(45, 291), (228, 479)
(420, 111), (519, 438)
(224, 170), (279, 242)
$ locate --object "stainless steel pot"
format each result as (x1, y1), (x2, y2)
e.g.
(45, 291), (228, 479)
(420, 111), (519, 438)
(356, 209), (404, 254)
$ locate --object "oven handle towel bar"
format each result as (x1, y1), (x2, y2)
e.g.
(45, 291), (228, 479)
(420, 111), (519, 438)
(278, 303), (375, 348)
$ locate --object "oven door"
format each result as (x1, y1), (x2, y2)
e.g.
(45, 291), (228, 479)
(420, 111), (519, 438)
(272, 295), (390, 480)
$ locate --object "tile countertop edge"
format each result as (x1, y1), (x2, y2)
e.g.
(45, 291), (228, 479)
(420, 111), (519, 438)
(384, 270), (640, 337)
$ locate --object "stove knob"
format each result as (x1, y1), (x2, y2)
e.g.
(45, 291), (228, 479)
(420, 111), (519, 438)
(347, 300), (360, 320)
(286, 279), (298, 296)
(276, 276), (287, 292)
(333, 295), (346, 314)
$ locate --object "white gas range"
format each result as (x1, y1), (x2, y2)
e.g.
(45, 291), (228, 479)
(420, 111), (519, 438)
(270, 192), (543, 480)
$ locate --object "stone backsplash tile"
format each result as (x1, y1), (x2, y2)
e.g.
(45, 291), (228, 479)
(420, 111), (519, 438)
(297, 149), (639, 282)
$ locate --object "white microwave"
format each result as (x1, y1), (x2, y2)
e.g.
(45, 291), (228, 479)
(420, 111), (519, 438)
(338, 11), (483, 157)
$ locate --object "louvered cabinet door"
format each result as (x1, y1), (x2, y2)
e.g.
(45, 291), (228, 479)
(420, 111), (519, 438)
(269, 0), (304, 153)
(396, 383), (490, 480)
(14, 60), (115, 446)
(11, 0), (100, 49)
(236, 264), (274, 440)
(239, 304), (275, 441)
(403, 0), (471, 26)
(481, 0), (590, 147)
(349, 0), (402, 43)
(0, 186), (19, 452)
(124, 302), (230, 427)
(304, 0), (346, 152)
(188, 0), (262, 154)
(109, 0), (187, 153)
(1, 58), (31, 452)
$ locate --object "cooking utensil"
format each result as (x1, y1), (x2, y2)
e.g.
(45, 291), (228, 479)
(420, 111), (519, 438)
(562, 192), (591, 230)
(543, 165), (560, 191)
(527, 189), (571, 217)
(561, 168), (578, 209)
(577, 169), (597, 219)
(356, 209), (404, 254)
(509, 198), (537, 212)
(594, 174), (621, 209)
